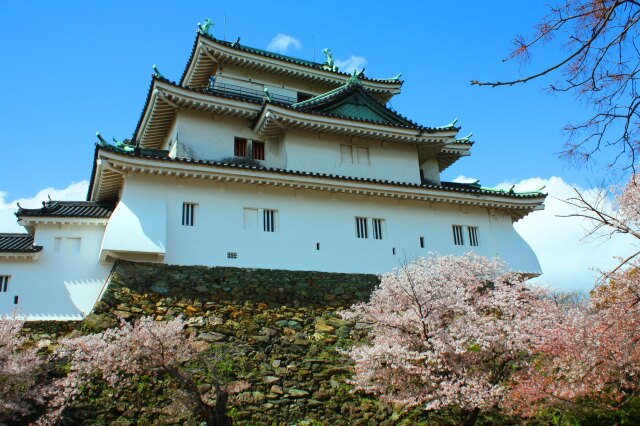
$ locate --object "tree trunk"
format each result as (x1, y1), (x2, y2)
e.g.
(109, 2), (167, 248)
(463, 407), (480, 426)
(206, 385), (232, 426)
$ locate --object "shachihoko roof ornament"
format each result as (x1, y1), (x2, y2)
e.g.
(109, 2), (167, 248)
(442, 117), (458, 129)
(197, 19), (213, 35)
(152, 64), (164, 79)
(96, 131), (136, 153)
(232, 37), (241, 48)
(346, 69), (363, 85)
(457, 133), (473, 142)
(322, 48), (338, 72)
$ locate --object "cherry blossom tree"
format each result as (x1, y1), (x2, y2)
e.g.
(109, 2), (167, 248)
(0, 314), (49, 422)
(340, 254), (560, 425)
(39, 316), (243, 425)
(472, 0), (640, 169)
(507, 265), (640, 416)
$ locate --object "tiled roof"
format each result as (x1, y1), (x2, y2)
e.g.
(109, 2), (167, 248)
(133, 77), (449, 147)
(17, 201), (116, 219)
(0, 233), (42, 253)
(288, 81), (443, 131)
(97, 144), (545, 200)
(188, 33), (404, 85)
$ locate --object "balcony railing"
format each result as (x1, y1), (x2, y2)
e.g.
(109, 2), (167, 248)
(207, 81), (297, 105)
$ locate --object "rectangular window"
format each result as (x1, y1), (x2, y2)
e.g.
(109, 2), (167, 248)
(67, 238), (81, 253)
(452, 225), (464, 246)
(53, 237), (81, 253)
(182, 203), (197, 226)
(234, 137), (248, 157)
(252, 141), (265, 160)
(420, 236), (425, 248)
(340, 145), (353, 163)
(355, 217), (368, 239)
(0, 276), (9, 292)
(372, 218), (384, 240)
(356, 147), (370, 165)
(243, 208), (258, 231)
(263, 209), (276, 232)
(468, 226), (479, 246)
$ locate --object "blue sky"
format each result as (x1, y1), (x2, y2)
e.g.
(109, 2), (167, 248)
(0, 1), (636, 290)
(0, 0), (603, 195)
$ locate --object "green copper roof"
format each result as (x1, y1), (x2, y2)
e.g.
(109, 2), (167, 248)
(290, 76), (417, 127)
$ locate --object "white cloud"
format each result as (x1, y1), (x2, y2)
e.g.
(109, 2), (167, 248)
(455, 175), (638, 292)
(0, 181), (89, 233)
(335, 55), (368, 74)
(452, 175), (479, 184)
(267, 34), (302, 53)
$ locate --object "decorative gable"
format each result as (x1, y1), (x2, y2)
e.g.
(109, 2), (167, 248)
(291, 82), (414, 127)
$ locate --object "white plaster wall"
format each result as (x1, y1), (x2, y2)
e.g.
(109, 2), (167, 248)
(168, 111), (287, 169)
(100, 177), (166, 257)
(115, 176), (541, 275)
(284, 130), (421, 183)
(164, 111), (423, 184)
(0, 224), (113, 320)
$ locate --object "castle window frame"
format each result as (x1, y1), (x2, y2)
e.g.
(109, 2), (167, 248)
(244, 207), (278, 232)
(372, 218), (384, 240)
(234, 137), (248, 157)
(452, 225), (464, 246)
(356, 147), (370, 165)
(340, 145), (353, 163)
(0, 276), (9, 293)
(263, 209), (277, 232)
(468, 226), (480, 246)
(182, 202), (197, 227)
(252, 141), (265, 160)
(355, 217), (369, 239)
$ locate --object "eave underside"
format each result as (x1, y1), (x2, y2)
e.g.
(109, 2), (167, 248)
(183, 36), (402, 102)
(90, 148), (545, 221)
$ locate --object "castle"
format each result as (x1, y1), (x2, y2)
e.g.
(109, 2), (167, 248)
(0, 21), (545, 319)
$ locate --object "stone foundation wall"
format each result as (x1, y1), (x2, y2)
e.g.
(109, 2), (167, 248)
(24, 261), (461, 425)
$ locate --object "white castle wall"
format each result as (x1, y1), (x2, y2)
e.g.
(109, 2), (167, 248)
(165, 112), (423, 184)
(284, 130), (421, 183)
(0, 175), (541, 319)
(0, 224), (113, 320)
(109, 175), (541, 275)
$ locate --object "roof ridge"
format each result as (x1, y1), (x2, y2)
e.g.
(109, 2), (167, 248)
(197, 33), (404, 85)
(289, 83), (432, 130)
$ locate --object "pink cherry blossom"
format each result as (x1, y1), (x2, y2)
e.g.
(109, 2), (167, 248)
(341, 254), (560, 424)
(37, 316), (231, 425)
(0, 313), (49, 421)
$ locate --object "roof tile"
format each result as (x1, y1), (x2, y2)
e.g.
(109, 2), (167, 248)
(0, 233), (42, 253)
(16, 201), (116, 219)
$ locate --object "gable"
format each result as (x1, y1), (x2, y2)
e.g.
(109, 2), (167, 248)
(295, 85), (413, 126)
(318, 92), (403, 124)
